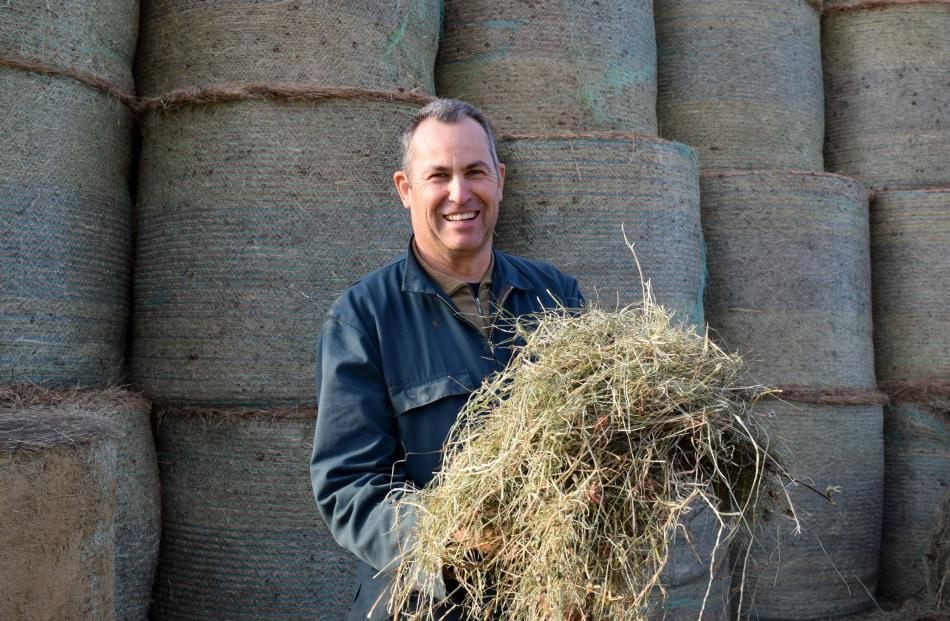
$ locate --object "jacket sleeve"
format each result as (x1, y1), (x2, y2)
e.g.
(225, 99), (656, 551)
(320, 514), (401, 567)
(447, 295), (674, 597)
(310, 314), (417, 574)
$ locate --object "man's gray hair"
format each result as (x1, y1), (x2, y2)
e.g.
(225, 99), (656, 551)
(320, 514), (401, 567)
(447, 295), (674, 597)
(400, 98), (500, 173)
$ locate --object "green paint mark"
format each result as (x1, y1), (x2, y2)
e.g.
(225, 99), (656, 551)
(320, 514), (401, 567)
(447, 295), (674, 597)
(477, 19), (528, 31)
(383, 11), (411, 67)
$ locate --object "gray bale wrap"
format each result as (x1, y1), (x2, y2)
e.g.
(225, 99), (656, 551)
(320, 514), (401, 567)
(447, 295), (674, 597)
(735, 401), (883, 619)
(702, 171), (875, 388)
(879, 401), (950, 601)
(0, 69), (134, 387)
(870, 189), (950, 384)
(495, 134), (704, 325)
(0, 386), (161, 621)
(0, 408), (118, 620)
(437, 0), (657, 134)
(0, 0), (137, 92)
(656, 0), (824, 171)
(136, 0), (440, 95)
(132, 96), (420, 406)
(151, 407), (356, 620)
(823, 1), (950, 188)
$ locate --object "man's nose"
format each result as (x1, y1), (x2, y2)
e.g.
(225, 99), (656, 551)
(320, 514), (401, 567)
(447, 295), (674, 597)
(447, 174), (471, 204)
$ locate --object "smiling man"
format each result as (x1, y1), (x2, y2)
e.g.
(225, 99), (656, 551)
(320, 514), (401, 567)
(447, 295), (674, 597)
(310, 99), (583, 621)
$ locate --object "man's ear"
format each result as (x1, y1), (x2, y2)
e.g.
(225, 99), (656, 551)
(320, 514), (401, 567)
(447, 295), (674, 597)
(496, 162), (506, 199)
(393, 170), (411, 209)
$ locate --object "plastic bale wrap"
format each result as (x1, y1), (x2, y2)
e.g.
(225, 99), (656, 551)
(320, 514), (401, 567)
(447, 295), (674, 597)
(655, 0), (824, 171)
(495, 134), (704, 326)
(877, 400), (949, 603)
(823, 1), (950, 188)
(150, 406), (356, 620)
(0, 68), (134, 387)
(136, 0), (440, 95)
(701, 171), (875, 389)
(0, 408), (118, 620)
(0, 385), (161, 621)
(736, 400), (883, 619)
(132, 96), (423, 406)
(390, 302), (787, 620)
(437, 0), (657, 135)
(870, 189), (950, 384)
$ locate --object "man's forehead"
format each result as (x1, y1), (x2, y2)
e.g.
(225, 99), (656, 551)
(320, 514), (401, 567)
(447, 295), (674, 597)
(409, 117), (493, 163)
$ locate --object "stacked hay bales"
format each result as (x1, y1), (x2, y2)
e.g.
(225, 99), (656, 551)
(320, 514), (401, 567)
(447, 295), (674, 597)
(0, 387), (161, 621)
(0, 0), (137, 386)
(702, 172), (883, 619)
(439, 3), (715, 617)
(0, 406), (118, 620)
(132, 1), (440, 617)
(655, 0), (825, 171)
(824, 2), (950, 607)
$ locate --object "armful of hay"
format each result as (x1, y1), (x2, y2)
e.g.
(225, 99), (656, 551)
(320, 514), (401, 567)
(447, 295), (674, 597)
(390, 298), (794, 621)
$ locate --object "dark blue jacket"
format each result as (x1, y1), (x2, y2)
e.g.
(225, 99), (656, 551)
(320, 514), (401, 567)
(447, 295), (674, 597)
(310, 245), (582, 620)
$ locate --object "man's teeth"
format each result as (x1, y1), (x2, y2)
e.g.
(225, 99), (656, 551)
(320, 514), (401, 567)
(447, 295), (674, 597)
(446, 212), (477, 221)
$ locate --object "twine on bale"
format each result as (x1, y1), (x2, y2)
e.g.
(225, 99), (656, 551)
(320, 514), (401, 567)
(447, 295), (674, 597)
(879, 380), (950, 403)
(0, 53), (136, 107)
(771, 385), (890, 406)
(824, 0), (950, 15)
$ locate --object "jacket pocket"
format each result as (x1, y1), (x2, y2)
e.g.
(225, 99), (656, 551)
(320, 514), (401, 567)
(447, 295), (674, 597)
(389, 371), (475, 416)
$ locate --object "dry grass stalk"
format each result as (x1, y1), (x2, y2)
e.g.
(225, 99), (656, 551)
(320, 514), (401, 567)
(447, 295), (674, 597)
(390, 286), (792, 620)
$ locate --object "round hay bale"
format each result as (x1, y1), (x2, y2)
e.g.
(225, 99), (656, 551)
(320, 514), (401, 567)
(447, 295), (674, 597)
(878, 400), (950, 601)
(0, 68), (134, 387)
(870, 189), (950, 384)
(823, 1), (950, 189)
(494, 134), (704, 325)
(734, 401), (883, 619)
(151, 406), (356, 620)
(0, 386), (162, 621)
(0, 0), (137, 91)
(0, 408), (118, 620)
(701, 170), (875, 387)
(437, 0), (657, 134)
(132, 96), (421, 406)
(655, 0), (824, 171)
(136, 0), (440, 96)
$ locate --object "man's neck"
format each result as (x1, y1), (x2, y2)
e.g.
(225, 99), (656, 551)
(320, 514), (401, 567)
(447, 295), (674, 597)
(412, 241), (492, 283)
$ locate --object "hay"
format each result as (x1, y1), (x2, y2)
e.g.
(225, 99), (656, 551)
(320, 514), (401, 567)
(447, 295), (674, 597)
(437, 0), (657, 134)
(0, 68), (134, 388)
(878, 401), (950, 602)
(0, 0), (138, 92)
(0, 407), (118, 620)
(0, 384), (161, 620)
(136, 0), (440, 96)
(151, 406), (356, 620)
(495, 134), (704, 326)
(389, 290), (788, 620)
(870, 189), (950, 385)
(823, 2), (950, 189)
(655, 0), (824, 171)
(701, 170), (875, 388)
(132, 96), (419, 406)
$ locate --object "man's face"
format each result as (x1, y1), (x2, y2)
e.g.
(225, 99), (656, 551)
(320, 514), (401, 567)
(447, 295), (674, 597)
(394, 117), (505, 269)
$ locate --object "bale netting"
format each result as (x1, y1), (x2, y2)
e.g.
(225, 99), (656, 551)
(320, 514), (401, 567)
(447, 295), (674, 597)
(0, 0), (138, 93)
(878, 400), (949, 602)
(823, 1), (950, 189)
(151, 406), (356, 620)
(733, 400), (883, 620)
(390, 302), (788, 620)
(437, 0), (657, 135)
(0, 408), (118, 620)
(0, 68), (134, 387)
(0, 385), (161, 620)
(132, 94), (425, 406)
(494, 134), (704, 325)
(870, 189), (950, 384)
(136, 0), (440, 96)
(701, 170), (875, 388)
(655, 0), (824, 171)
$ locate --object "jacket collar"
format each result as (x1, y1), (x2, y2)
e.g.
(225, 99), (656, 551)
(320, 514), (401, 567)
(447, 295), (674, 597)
(401, 238), (529, 296)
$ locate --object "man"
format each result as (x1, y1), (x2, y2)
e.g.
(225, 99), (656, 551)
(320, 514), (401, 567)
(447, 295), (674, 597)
(310, 99), (583, 620)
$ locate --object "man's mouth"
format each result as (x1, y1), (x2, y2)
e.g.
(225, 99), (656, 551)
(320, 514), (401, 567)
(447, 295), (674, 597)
(445, 212), (478, 222)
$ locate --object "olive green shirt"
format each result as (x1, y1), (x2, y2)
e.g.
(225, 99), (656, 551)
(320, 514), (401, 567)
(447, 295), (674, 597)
(411, 241), (494, 339)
